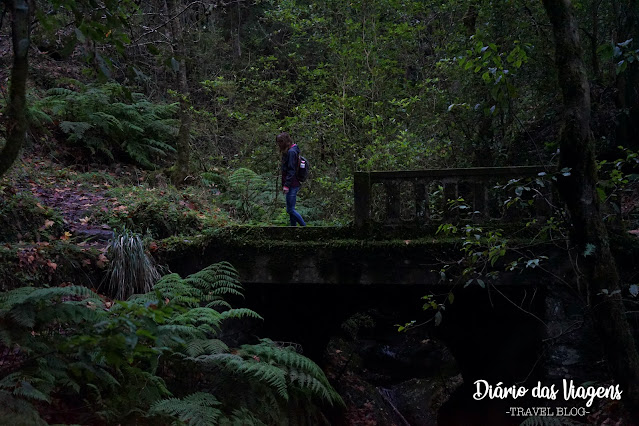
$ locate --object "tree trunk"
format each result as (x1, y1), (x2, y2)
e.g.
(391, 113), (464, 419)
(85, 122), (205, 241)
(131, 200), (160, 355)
(0, 0), (31, 178)
(167, 0), (192, 186)
(542, 0), (639, 415)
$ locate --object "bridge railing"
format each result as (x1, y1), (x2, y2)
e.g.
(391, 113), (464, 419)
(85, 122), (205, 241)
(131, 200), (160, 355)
(353, 166), (551, 226)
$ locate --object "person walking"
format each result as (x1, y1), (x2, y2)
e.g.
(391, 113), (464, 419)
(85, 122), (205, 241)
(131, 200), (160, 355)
(277, 132), (306, 226)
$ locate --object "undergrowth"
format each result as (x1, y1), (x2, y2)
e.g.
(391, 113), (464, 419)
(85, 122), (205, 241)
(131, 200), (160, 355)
(91, 185), (230, 238)
(0, 188), (64, 243)
(0, 241), (102, 291)
(0, 262), (343, 424)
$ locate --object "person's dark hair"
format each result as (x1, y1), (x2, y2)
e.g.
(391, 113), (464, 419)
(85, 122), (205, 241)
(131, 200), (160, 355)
(276, 132), (293, 153)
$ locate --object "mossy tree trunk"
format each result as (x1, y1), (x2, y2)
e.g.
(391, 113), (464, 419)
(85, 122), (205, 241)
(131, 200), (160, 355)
(166, 0), (192, 186)
(542, 0), (639, 415)
(0, 0), (31, 178)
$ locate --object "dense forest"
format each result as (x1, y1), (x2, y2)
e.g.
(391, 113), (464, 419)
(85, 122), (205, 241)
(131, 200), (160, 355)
(2, 0), (639, 424)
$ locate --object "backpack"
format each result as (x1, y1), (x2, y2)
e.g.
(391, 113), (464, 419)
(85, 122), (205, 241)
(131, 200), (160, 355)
(296, 153), (309, 182)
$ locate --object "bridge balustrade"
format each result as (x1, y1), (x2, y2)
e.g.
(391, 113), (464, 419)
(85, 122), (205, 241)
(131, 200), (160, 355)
(353, 166), (551, 226)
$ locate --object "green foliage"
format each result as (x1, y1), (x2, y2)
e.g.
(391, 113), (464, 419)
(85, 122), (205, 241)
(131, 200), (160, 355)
(598, 38), (639, 76)
(598, 146), (639, 225)
(0, 239), (101, 291)
(457, 38), (531, 116)
(0, 262), (342, 424)
(38, 82), (178, 168)
(103, 228), (160, 300)
(92, 185), (229, 238)
(0, 189), (63, 243)
(224, 168), (271, 223)
(35, 0), (137, 79)
(149, 392), (224, 426)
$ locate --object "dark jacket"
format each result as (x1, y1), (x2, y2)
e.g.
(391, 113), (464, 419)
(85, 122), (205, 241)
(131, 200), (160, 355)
(281, 145), (301, 189)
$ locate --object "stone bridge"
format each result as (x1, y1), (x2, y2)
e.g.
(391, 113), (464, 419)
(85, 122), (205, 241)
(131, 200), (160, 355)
(156, 166), (638, 400)
(161, 166), (557, 286)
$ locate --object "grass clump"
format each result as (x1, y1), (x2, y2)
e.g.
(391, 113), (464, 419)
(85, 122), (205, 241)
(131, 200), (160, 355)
(103, 228), (160, 299)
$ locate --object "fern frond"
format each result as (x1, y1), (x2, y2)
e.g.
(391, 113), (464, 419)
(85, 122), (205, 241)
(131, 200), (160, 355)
(204, 299), (232, 309)
(225, 407), (267, 426)
(149, 392), (222, 426)
(219, 308), (263, 321)
(12, 381), (51, 403)
(240, 340), (326, 385)
(217, 355), (289, 400)
(0, 390), (46, 426)
(184, 339), (229, 357)
(60, 121), (93, 138)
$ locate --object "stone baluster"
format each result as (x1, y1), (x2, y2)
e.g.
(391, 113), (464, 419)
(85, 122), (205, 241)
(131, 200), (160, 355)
(415, 181), (428, 222)
(385, 180), (401, 222)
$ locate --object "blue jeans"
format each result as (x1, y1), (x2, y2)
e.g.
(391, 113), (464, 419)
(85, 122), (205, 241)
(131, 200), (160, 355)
(286, 186), (306, 226)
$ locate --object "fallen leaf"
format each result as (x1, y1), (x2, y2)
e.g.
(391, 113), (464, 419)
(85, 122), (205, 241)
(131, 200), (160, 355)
(79, 216), (90, 225)
(96, 253), (109, 268)
(43, 219), (55, 229)
(47, 261), (57, 271)
(60, 231), (72, 241)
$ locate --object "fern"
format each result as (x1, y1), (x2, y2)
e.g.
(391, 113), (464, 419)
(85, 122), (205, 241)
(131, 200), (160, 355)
(184, 338), (229, 357)
(225, 168), (269, 222)
(222, 356), (290, 400)
(0, 390), (46, 426)
(240, 340), (328, 386)
(238, 340), (343, 406)
(38, 82), (178, 168)
(219, 308), (263, 321)
(0, 262), (343, 424)
(150, 392), (223, 426)
(221, 407), (267, 426)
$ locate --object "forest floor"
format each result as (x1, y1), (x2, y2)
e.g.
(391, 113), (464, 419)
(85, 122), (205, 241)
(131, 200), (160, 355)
(0, 151), (231, 290)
